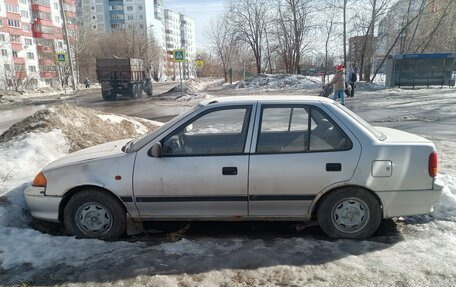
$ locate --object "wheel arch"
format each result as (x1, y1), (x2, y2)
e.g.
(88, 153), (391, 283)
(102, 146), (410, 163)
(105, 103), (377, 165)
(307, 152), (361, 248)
(58, 185), (127, 222)
(310, 184), (384, 219)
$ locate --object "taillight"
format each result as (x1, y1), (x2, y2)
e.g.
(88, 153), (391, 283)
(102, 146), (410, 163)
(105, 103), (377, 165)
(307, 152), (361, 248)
(428, 152), (438, 178)
(32, 172), (47, 187)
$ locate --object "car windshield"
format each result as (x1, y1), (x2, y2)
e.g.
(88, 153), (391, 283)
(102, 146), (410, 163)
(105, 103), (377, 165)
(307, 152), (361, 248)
(126, 104), (204, 152)
(335, 102), (386, 141)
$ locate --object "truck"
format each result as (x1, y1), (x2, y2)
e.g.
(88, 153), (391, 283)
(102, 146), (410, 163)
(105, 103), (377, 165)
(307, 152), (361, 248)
(96, 58), (153, 101)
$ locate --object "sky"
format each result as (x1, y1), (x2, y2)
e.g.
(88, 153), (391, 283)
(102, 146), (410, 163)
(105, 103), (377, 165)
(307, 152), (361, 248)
(165, 0), (225, 51)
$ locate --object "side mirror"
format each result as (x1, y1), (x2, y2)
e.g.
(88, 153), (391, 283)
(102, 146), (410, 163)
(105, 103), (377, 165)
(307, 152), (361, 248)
(148, 142), (162, 158)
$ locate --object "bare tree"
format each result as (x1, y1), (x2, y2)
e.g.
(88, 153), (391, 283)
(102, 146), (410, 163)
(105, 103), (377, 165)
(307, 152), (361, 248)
(274, 0), (313, 74)
(77, 25), (164, 82)
(322, 7), (337, 83)
(1, 63), (37, 92)
(226, 0), (270, 74)
(205, 14), (239, 82)
(371, 0), (432, 81)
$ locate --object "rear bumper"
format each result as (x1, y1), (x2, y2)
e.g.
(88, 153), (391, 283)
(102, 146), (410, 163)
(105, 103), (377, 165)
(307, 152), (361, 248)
(24, 186), (62, 222)
(377, 180), (444, 218)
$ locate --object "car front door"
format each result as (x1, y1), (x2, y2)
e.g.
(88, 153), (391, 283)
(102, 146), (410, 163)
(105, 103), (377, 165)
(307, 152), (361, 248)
(132, 105), (254, 218)
(248, 104), (362, 217)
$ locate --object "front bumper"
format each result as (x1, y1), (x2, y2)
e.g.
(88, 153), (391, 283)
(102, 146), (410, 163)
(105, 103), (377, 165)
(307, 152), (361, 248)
(377, 180), (445, 218)
(24, 186), (62, 222)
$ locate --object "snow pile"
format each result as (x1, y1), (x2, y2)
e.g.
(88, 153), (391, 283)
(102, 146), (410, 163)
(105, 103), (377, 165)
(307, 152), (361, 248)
(355, 81), (386, 91)
(167, 78), (219, 94)
(227, 74), (322, 90)
(0, 104), (161, 152)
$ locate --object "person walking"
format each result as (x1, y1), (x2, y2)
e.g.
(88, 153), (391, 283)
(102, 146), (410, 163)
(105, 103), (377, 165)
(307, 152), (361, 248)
(346, 67), (356, 97)
(84, 77), (91, 88)
(330, 64), (345, 105)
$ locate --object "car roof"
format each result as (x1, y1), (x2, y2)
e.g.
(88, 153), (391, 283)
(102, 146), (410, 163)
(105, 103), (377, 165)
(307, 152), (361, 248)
(200, 95), (334, 106)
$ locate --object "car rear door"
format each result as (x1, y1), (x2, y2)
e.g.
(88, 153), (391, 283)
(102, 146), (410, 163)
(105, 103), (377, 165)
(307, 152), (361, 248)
(248, 103), (362, 217)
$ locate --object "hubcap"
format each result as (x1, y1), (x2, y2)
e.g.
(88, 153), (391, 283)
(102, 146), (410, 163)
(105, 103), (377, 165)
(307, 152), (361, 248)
(75, 202), (113, 236)
(331, 197), (370, 233)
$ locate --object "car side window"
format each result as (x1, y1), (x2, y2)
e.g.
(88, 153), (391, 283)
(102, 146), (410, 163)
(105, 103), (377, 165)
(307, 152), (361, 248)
(309, 109), (352, 151)
(162, 107), (251, 156)
(257, 107), (310, 153)
(257, 106), (351, 153)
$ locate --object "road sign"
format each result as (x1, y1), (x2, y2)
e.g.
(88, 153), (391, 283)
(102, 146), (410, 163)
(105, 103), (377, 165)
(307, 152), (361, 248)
(196, 60), (204, 70)
(56, 52), (67, 63)
(173, 49), (186, 62)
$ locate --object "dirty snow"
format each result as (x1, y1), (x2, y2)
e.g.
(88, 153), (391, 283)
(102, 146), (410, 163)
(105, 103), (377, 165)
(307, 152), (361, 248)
(225, 74), (322, 90)
(0, 88), (456, 286)
(0, 105), (161, 152)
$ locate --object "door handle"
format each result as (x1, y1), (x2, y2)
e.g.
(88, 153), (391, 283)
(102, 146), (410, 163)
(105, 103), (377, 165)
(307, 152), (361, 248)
(222, 167), (238, 175)
(326, 163), (342, 172)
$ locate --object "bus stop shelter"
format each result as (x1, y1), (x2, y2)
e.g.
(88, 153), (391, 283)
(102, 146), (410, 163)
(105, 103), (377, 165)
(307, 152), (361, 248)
(385, 53), (456, 88)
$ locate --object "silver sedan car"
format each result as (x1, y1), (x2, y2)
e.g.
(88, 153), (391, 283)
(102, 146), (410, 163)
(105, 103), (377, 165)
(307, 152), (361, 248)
(25, 96), (444, 240)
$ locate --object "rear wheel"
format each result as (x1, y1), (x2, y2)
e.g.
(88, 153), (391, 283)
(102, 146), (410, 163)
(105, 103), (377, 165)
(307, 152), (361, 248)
(102, 90), (117, 101)
(64, 189), (126, 240)
(317, 187), (381, 239)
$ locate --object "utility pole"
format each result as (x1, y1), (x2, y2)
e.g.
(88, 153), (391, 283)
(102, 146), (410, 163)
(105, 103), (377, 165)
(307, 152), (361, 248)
(343, 0), (347, 68)
(59, 0), (76, 91)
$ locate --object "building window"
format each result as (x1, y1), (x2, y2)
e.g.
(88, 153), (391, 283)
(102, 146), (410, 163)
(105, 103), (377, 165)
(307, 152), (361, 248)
(24, 38), (33, 46)
(139, 14), (143, 20)
(32, 11), (51, 20)
(92, 16), (96, 20)
(6, 4), (20, 13)
(20, 0), (28, 4)
(138, 5), (142, 10)
(0, 20), (2, 27)
(27, 52), (35, 59)
(55, 16), (60, 22)
(112, 14), (124, 20)
(1, 49), (8, 57)
(8, 19), (21, 28)
(139, 24), (144, 29)
(10, 35), (21, 42)
(127, 15), (134, 20)
(12, 51), (18, 58)
(0, 34), (5, 42)
(93, 25), (97, 29)
(32, 0), (51, 7)
(126, 5), (133, 11)
(111, 23), (124, 29)
(20, 10), (29, 18)
(53, 2), (58, 9)
(23, 24), (30, 32)
(4, 64), (11, 71)
(29, 66), (36, 73)
(109, 5), (122, 10)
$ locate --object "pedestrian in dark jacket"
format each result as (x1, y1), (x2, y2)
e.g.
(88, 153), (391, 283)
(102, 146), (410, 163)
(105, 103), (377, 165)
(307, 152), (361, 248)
(346, 67), (356, 97)
(330, 64), (345, 105)
(84, 77), (90, 88)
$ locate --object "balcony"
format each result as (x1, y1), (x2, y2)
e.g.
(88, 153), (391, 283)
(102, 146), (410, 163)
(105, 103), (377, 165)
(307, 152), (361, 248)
(39, 58), (54, 65)
(40, 71), (57, 78)
(13, 57), (25, 64)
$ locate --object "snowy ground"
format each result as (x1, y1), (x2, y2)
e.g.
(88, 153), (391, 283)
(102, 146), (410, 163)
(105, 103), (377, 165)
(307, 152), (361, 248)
(1, 86), (456, 286)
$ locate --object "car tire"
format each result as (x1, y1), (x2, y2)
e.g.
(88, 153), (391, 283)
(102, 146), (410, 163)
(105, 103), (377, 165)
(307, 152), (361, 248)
(64, 189), (126, 240)
(317, 187), (382, 239)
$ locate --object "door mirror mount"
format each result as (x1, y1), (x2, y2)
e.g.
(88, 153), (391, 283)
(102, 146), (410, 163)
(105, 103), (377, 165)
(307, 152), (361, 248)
(148, 142), (163, 158)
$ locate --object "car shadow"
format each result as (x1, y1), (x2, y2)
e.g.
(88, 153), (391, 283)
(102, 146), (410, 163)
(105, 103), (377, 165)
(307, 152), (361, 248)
(9, 219), (404, 286)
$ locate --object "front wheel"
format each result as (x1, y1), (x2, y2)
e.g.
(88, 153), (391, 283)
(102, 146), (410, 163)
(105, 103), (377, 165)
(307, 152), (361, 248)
(317, 187), (381, 239)
(64, 189), (126, 240)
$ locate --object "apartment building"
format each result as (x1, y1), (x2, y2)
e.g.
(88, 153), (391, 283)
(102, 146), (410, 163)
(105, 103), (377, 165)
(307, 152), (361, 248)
(0, 0), (77, 89)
